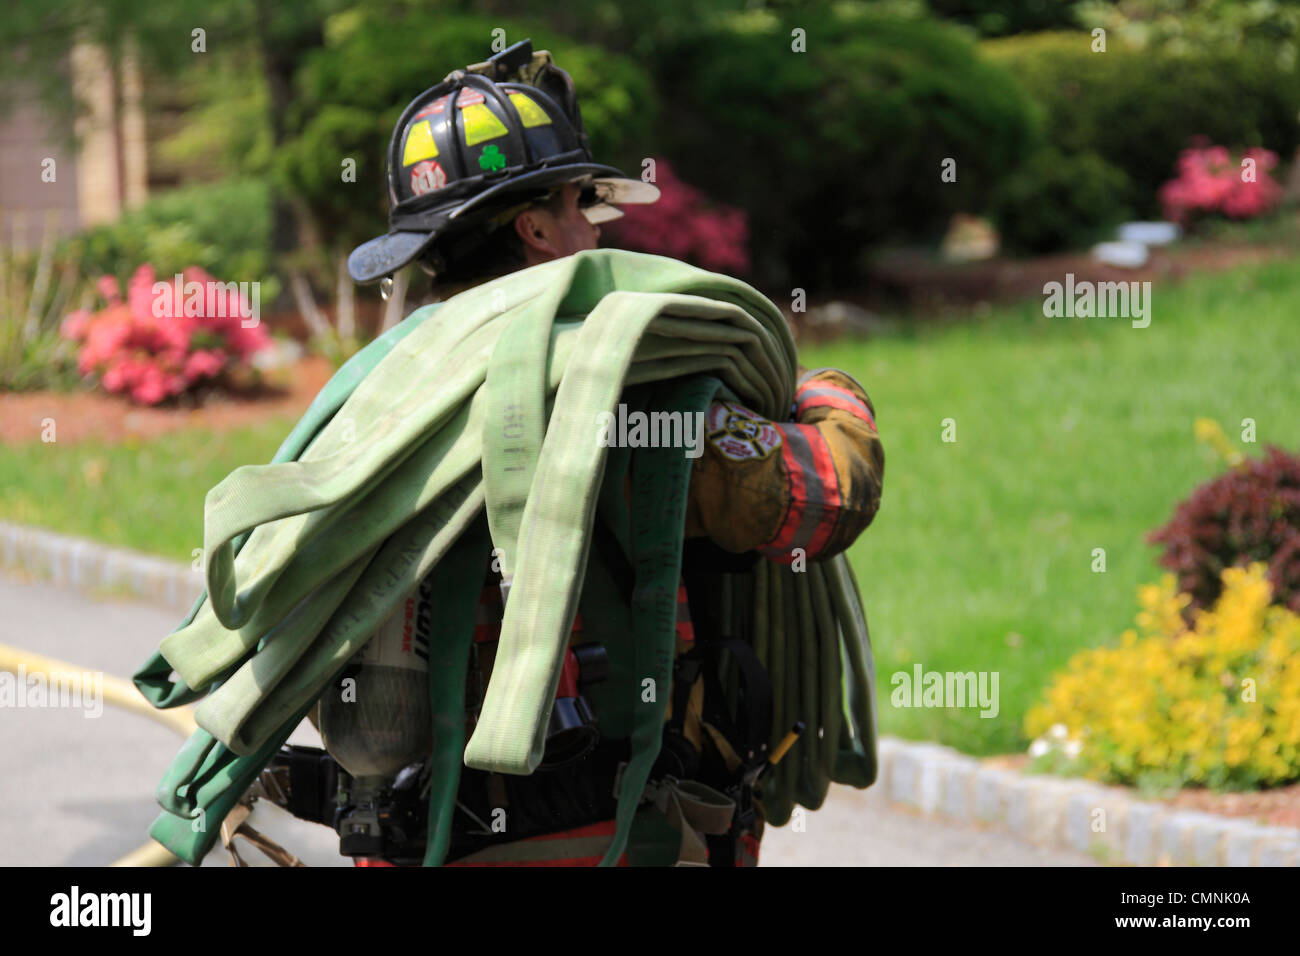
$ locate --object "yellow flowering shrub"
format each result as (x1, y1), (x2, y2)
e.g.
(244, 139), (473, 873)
(1025, 564), (1300, 790)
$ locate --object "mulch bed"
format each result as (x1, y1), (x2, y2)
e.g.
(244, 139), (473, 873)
(865, 241), (1289, 313)
(1164, 783), (1300, 829)
(0, 356), (335, 445)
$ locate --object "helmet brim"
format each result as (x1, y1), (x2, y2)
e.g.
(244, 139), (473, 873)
(347, 228), (446, 287)
(348, 164), (659, 285)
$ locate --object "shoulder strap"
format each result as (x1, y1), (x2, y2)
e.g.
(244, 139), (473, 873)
(423, 515), (492, 866)
(598, 374), (723, 865)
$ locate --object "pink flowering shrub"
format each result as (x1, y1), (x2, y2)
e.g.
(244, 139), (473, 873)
(603, 158), (750, 274)
(1159, 141), (1282, 225)
(61, 264), (270, 405)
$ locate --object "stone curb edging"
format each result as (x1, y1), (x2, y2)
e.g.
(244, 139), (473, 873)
(5, 521), (1298, 866)
(876, 737), (1300, 866)
(0, 521), (199, 615)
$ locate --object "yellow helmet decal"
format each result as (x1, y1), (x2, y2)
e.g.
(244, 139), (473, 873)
(402, 120), (439, 166)
(508, 92), (552, 128)
(461, 103), (509, 146)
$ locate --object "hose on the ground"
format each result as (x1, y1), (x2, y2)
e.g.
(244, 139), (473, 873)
(0, 642), (191, 866)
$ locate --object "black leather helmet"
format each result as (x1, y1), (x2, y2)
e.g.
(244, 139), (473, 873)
(347, 39), (659, 284)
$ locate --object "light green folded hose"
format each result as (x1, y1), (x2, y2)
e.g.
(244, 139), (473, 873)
(139, 249), (876, 862)
(162, 251), (799, 764)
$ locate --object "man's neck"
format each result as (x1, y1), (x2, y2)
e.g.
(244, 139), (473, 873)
(434, 274), (504, 301)
(434, 248), (557, 301)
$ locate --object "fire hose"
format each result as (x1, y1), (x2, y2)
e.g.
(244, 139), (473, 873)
(0, 642), (191, 865)
(134, 249), (876, 865)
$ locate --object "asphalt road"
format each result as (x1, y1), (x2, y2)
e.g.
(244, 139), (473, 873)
(0, 569), (1096, 867)
(759, 785), (1098, 866)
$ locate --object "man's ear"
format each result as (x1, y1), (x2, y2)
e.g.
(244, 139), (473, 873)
(514, 208), (555, 258)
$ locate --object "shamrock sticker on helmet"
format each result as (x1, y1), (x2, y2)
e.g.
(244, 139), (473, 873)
(479, 145), (506, 172)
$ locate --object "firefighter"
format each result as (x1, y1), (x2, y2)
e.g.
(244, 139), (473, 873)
(330, 39), (885, 867)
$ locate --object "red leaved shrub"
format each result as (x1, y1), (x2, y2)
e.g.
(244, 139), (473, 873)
(62, 264), (270, 405)
(1148, 446), (1300, 613)
(602, 158), (750, 274)
(1158, 140), (1283, 225)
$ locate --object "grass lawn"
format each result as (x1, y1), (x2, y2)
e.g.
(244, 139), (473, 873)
(801, 256), (1300, 755)
(0, 418), (295, 561)
(3, 256), (1297, 756)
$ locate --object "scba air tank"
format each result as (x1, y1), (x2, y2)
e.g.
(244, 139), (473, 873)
(320, 575), (434, 779)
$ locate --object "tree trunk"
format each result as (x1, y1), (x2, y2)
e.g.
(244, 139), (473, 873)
(288, 269), (329, 340)
(255, 1), (324, 312)
(335, 251), (355, 341)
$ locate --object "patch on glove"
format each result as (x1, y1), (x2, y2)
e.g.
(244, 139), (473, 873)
(705, 401), (784, 461)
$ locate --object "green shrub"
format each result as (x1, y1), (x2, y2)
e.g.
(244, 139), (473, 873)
(983, 31), (1300, 219)
(653, 7), (1039, 290)
(0, 244), (87, 392)
(0, 320), (80, 392)
(1075, 0), (1300, 59)
(278, 12), (656, 253)
(928, 0), (1080, 37)
(993, 148), (1131, 253)
(68, 179), (274, 290)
